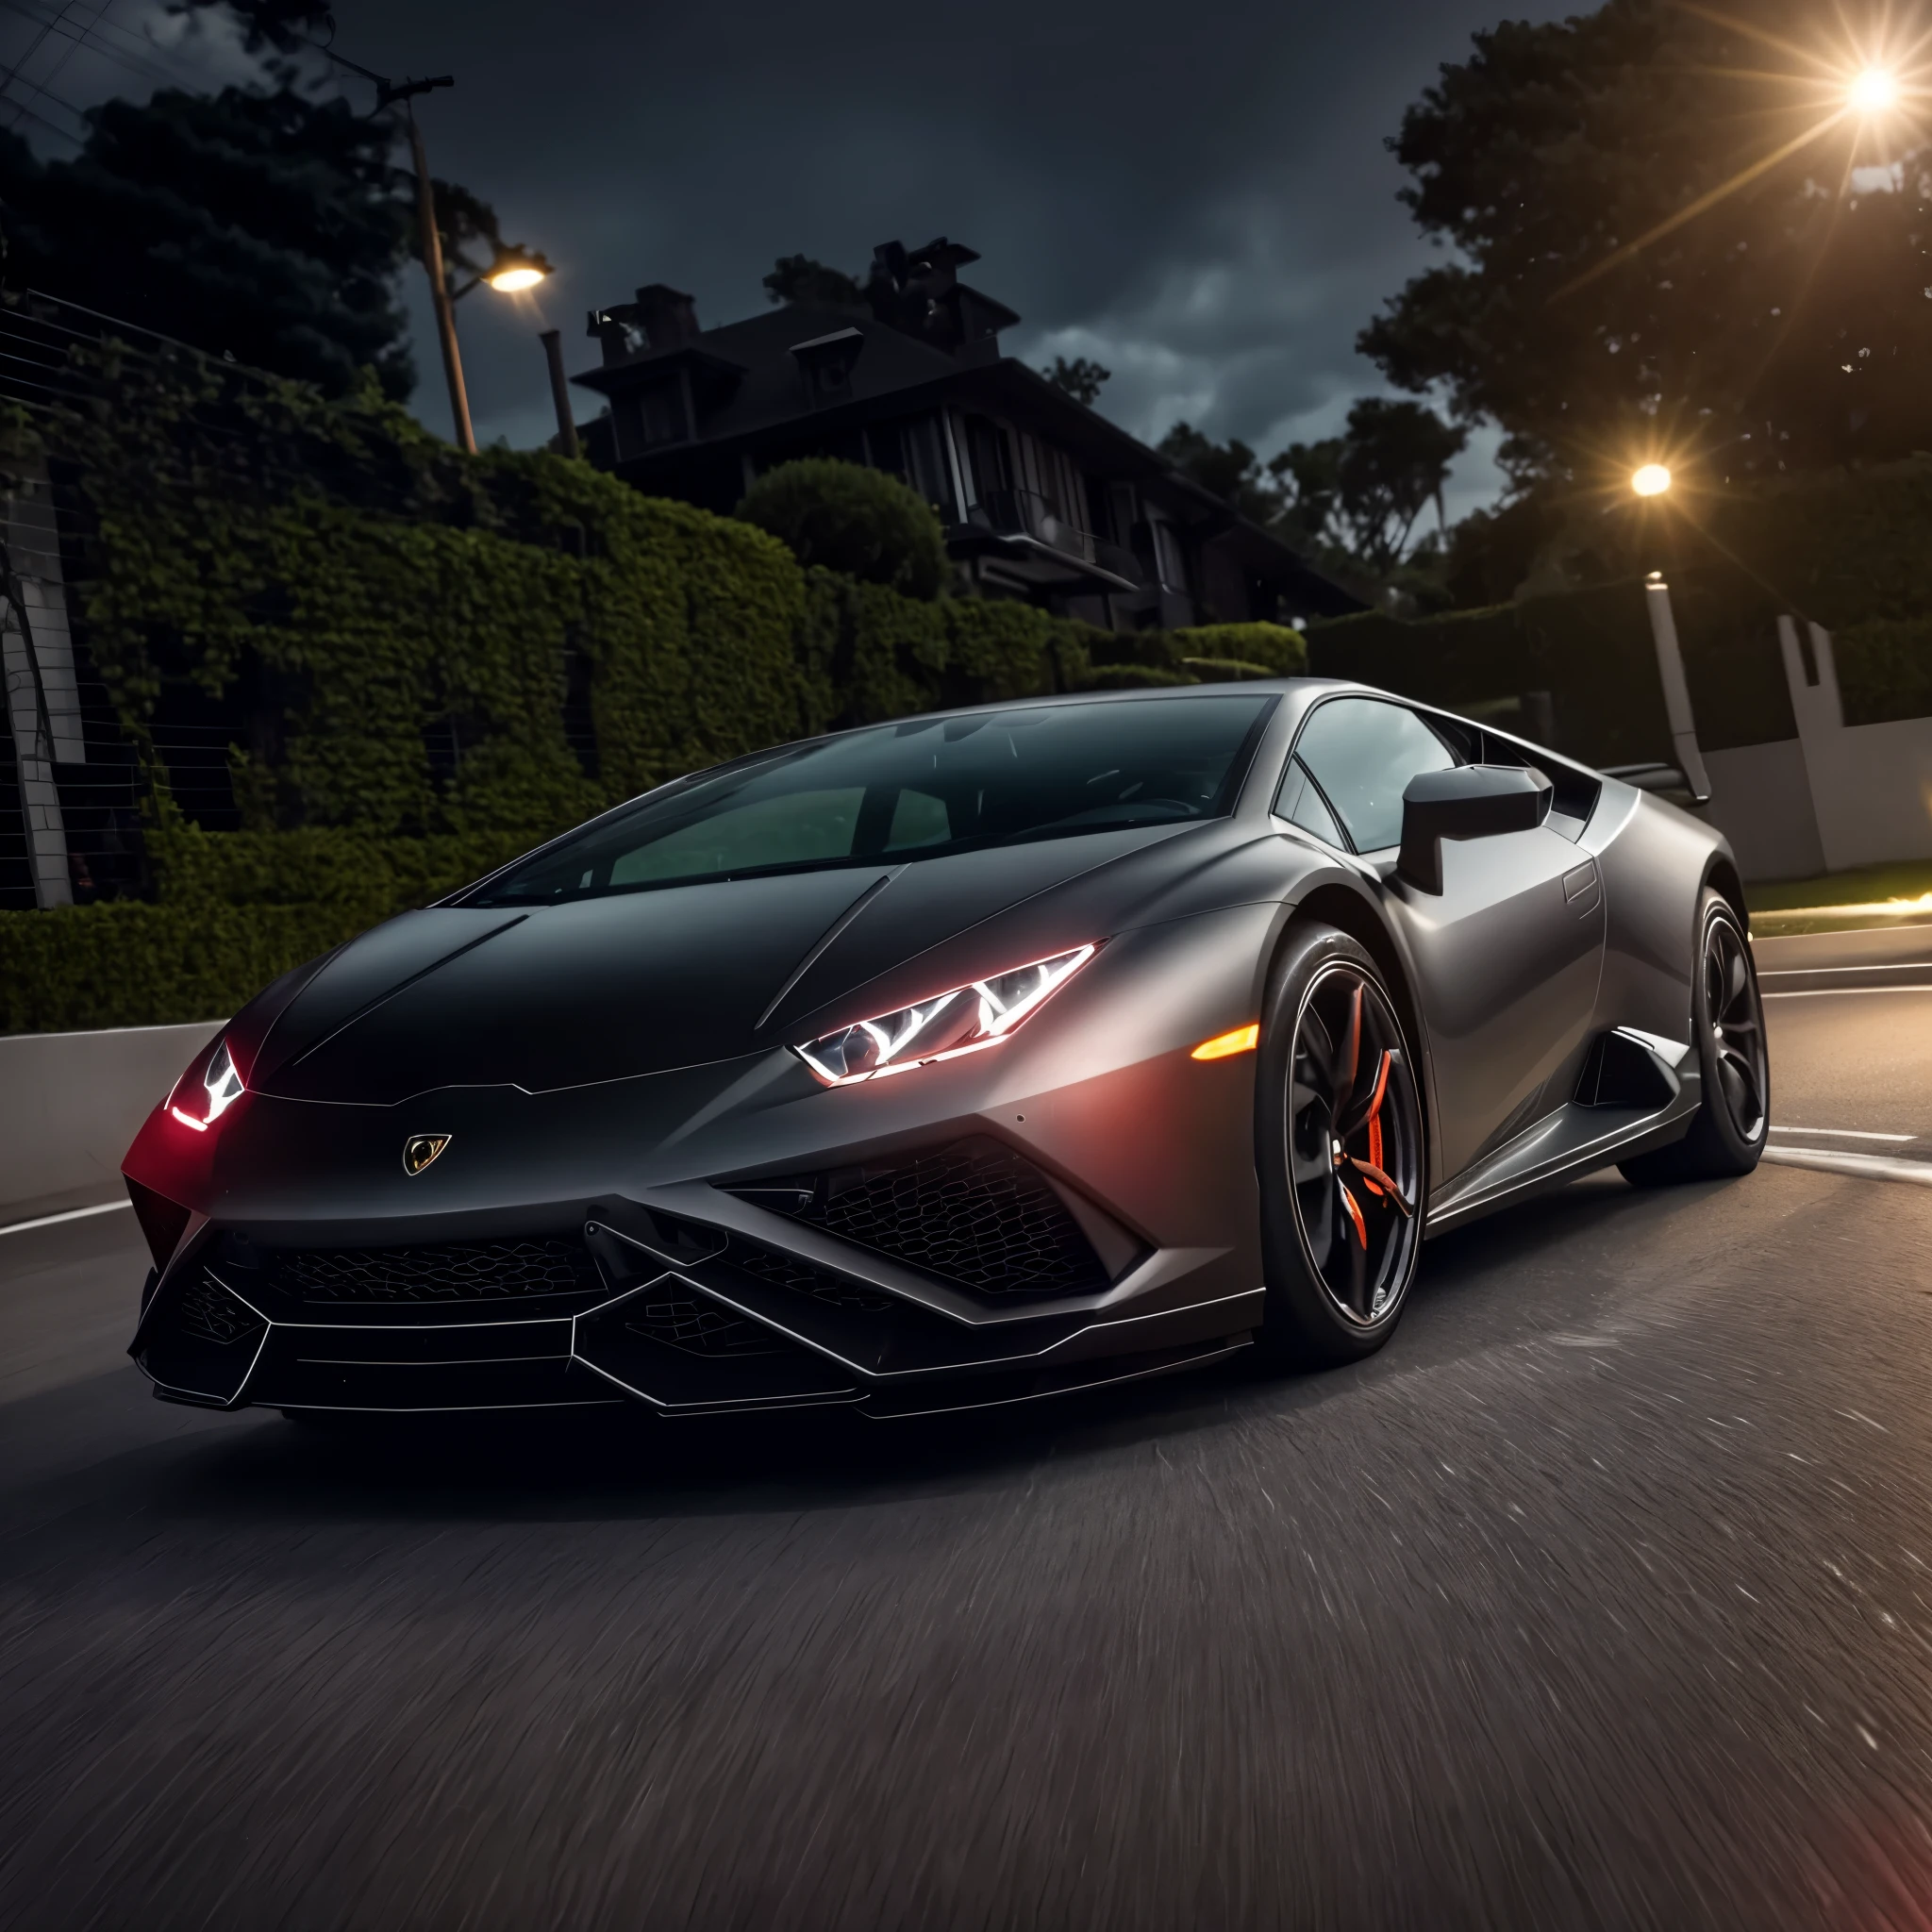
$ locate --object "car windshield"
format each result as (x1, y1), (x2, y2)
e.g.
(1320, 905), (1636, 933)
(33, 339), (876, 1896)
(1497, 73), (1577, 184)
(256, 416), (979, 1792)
(461, 694), (1276, 906)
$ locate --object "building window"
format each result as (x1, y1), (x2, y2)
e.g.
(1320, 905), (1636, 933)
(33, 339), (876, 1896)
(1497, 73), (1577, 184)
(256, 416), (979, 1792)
(964, 415), (1011, 506)
(867, 416), (956, 519)
(1152, 518), (1189, 591)
(791, 327), (864, 408)
(635, 380), (689, 449)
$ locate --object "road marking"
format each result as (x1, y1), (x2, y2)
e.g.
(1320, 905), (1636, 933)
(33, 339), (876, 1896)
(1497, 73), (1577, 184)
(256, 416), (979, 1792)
(1763, 985), (1932, 998)
(1761, 958), (1932, 974)
(1770, 1125), (1916, 1142)
(1759, 961), (1932, 976)
(1762, 1147), (1932, 1188)
(0, 1199), (132, 1239)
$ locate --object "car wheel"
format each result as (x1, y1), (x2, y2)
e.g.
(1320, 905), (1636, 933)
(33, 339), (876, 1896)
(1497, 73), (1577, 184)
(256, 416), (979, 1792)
(1256, 923), (1426, 1365)
(1620, 889), (1769, 1186)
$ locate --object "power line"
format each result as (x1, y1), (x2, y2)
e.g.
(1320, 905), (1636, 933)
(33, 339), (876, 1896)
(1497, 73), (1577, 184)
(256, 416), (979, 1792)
(0, 0), (207, 100)
(0, 0), (80, 108)
(7, 0), (115, 131)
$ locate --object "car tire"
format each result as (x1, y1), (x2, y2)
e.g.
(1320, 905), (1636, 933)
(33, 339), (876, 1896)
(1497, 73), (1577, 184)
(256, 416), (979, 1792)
(1619, 889), (1769, 1187)
(1255, 922), (1427, 1366)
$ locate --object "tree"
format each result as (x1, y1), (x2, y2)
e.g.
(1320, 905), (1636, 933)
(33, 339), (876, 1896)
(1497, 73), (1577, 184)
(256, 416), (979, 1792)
(1159, 403), (1463, 575)
(0, 88), (420, 396)
(1267, 440), (1341, 549)
(1157, 423), (1285, 528)
(1041, 355), (1110, 406)
(1329, 398), (1468, 575)
(762, 255), (864, 308)
(736, 458), (949, 598)
(1360, 0), (1932, 483)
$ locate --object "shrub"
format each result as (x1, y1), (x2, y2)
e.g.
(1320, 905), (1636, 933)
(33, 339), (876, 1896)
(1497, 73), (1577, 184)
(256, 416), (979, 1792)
(1834, 616), (1932, 727)
(0, 901), (366, 1033)
(736, 458), (949, 599)
(1170, 623), (1307, 675)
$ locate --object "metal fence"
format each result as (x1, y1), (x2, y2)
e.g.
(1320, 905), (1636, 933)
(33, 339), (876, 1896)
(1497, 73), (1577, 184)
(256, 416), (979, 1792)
(0, 291), (259, 910)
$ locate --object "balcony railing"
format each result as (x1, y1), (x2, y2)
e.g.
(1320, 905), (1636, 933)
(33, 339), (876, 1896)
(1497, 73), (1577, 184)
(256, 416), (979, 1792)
(976, 489), (1098, 565)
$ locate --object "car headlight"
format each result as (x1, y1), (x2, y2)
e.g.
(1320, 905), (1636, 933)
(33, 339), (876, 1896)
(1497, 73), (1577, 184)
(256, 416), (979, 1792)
(170, 1038), (244, 1132)
(795, 943), (1098, 1086)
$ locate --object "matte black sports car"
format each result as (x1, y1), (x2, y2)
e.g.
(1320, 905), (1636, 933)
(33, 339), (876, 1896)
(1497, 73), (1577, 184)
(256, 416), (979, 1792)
(123, 681), (1768, 1419)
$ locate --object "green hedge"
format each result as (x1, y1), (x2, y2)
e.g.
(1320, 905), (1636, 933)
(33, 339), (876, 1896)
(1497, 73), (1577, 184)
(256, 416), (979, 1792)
(1307, 586), (1676, 770)
(0, 901), (368, 1033)
(1832, 617), (1932, 727)
(0, 340), (1329, 1031)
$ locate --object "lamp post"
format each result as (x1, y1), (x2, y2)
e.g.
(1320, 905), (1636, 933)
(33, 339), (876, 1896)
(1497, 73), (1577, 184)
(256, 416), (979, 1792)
(337, 65), (556, 456)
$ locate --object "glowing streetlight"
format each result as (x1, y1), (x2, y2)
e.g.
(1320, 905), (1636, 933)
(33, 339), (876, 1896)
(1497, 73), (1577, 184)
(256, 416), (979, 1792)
(1848, 67), (1898, 114)
(1631, 463), (1673, 498)
(483, 246), (554, 294)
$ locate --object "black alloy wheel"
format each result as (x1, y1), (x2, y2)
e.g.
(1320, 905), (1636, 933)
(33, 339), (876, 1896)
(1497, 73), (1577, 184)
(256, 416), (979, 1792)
(1257, 925), (1425, 1363)
(1621, 889), (1770, 1185)
(1704, 908), (1768, 1143)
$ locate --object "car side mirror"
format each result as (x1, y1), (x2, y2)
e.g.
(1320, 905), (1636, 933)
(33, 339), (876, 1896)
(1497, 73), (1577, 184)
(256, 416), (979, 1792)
(1397, 765), (1553, 893)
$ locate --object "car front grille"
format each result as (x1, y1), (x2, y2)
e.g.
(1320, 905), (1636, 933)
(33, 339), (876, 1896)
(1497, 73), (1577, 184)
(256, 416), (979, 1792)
(731, 1138), (1109, 1297)
(727, 1239), (897, 1313)
(265, 1238), (602, 1305)
(177, 1271), (267, 1346)
(624, 1291), (795, 1357)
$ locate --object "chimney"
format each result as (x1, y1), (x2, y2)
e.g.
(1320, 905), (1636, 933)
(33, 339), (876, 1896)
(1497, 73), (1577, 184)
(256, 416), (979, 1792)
(633, 285), (700, 350)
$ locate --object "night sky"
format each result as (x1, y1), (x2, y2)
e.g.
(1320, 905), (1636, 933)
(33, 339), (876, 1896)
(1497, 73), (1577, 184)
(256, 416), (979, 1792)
(15, 0), (1575, 519)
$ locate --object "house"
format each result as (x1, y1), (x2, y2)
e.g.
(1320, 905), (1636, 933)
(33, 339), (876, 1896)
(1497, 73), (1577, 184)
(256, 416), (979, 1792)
(571, 238), (1362, 631)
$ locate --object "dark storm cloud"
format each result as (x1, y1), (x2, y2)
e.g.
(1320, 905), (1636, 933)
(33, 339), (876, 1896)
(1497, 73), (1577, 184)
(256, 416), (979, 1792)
(47, 0), (1574, 513)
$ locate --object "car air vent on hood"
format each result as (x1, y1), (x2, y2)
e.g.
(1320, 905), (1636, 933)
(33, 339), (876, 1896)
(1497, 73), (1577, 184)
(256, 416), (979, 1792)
(728, 1138), (1111, 1297)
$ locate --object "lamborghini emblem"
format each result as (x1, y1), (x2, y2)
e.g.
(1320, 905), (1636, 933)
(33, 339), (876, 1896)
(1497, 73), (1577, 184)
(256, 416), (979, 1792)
(402, 1133), (451, 1176)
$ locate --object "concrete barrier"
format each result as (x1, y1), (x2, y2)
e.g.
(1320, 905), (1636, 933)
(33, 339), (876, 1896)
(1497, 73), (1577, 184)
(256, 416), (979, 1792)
(0, 1020), (223, 1224)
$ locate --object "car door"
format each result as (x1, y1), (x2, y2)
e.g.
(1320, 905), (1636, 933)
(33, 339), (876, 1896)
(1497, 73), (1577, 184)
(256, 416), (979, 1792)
(1280, 695), (1607, 1184)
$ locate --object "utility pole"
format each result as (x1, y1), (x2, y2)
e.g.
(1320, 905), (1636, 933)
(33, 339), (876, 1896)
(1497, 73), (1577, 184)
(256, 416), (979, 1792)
(379, 76), (475, 455)
(312, 51), (557, 459)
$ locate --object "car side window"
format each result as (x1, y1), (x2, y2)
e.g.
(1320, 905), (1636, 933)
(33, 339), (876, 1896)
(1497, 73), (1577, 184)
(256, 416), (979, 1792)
(1274, 758), (1345, 848)
(1289, 699), (1457, 853)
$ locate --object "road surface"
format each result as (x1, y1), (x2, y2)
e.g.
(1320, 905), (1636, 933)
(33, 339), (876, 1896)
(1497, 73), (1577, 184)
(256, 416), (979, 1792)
(3, 936), (1930, 1929)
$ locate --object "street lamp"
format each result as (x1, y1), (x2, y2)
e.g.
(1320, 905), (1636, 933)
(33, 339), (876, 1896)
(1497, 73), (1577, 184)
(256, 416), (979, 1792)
(1631, 463), (1673, 497)
(333, 65), (555, 456)
(477, 245), (554, 296)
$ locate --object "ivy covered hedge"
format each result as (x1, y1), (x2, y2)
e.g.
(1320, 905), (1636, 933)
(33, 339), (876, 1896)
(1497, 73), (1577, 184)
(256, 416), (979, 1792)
(0, 901), (360, 1034)
(0, 339), (1312, 1029)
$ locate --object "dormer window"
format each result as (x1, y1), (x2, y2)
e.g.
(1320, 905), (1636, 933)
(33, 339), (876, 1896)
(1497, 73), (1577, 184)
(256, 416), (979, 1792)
(790, 326), (864, 407)
(633, 377), (691, 450)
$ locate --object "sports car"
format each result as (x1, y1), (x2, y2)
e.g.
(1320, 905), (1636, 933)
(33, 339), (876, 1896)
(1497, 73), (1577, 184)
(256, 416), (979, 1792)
(122, 680), (1769, 1420)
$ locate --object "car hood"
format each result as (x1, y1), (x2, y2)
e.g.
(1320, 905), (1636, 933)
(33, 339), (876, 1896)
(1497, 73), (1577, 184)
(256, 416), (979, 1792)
(247, 826), (1191, 1106)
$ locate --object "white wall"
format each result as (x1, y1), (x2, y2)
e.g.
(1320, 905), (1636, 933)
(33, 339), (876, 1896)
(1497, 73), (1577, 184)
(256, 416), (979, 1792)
(0, 1021), (223, 1222)
(1663, 590), (1932, 881)
(1694, 740), (1826, 883)
(1778, 618), (1932, 872)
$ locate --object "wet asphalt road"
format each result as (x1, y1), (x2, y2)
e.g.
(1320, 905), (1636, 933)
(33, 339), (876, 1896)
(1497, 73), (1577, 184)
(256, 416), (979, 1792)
(3, 965), (1932, 1929)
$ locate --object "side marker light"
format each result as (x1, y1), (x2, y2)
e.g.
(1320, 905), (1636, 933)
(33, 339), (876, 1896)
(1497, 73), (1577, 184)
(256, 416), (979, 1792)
(1191, 1023), (1259, 1060)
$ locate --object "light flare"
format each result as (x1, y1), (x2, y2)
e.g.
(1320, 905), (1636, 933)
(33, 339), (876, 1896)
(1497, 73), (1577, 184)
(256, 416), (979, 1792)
(1849, 67), (1898, 112)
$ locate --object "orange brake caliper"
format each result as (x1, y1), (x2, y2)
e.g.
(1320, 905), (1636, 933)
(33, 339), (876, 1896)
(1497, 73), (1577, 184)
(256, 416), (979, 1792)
(1361, 1051), (1391, 1196)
